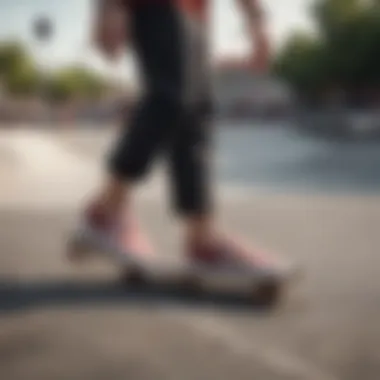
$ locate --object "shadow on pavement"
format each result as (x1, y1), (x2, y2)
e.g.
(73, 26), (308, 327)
(0, 278), (275, 315)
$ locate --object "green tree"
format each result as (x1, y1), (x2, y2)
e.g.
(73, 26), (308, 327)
(0, 41), (39, 96)
(0, 41), (26, 75)
(273, 32), (328, 96)
(313, 0), (364, 40)
(48, 65), (109, 103)
(273, 0), (380, 100)
(315, 0), (380, 88)
(6, 59), (39, 96)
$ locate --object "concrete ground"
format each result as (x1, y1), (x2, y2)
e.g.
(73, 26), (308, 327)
(0, 127), (379, 380)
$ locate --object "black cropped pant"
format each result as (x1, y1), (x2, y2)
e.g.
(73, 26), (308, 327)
(109, 3), (213, 215)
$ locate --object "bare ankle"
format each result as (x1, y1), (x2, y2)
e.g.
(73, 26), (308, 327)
(96, 176), (131, 215)
(185, 215), (215, 247)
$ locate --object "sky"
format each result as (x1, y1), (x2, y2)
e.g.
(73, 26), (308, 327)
(0, 0), (315, 82)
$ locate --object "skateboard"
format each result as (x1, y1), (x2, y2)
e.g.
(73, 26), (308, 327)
(67, 229), (297, 308)
(121, 260), (293, 308)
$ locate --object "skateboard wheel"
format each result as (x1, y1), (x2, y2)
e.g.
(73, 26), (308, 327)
(180, 275), (202, 295)
(253, 281), (282, 308)
(122, 268), (147, 287)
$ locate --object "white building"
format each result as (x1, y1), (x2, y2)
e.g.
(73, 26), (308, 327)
(212, 60), (294, 116)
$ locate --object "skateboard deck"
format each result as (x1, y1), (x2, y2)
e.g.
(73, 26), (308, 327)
(67, 229), (297, 308)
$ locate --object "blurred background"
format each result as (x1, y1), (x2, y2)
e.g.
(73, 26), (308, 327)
(0, 1), (379, 380)
(1, 0), (379, 136)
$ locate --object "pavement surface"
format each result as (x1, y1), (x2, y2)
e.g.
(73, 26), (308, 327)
(0, 126), (380, 380)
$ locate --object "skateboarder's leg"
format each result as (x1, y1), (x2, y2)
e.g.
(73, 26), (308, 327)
(167, 101), (290, 276)
(71, 3), (188, 258)
(167, 99), (214, 242)
(94, 3), (187, 214)
(161, 8), (216, 247)
(164, 15), (290, 278)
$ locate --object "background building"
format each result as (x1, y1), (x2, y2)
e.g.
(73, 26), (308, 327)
(213, 58), (294, 120)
